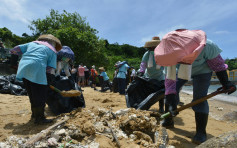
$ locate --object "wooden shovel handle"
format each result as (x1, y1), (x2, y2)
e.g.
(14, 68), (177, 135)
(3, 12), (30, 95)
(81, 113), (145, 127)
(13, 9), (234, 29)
(49, 85), (62, 94)
(161, 88), (225, 119)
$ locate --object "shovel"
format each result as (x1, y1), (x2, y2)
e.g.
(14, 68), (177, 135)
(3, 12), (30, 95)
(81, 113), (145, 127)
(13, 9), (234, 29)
(160, 87), (228, 120)
(49, 85), (81, 97)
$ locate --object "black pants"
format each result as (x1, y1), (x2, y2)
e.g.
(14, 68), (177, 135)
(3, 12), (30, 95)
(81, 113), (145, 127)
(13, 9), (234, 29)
(23, 78), (47, 107)
(117, 78), (126, 94)
(101, 80), (112, 91)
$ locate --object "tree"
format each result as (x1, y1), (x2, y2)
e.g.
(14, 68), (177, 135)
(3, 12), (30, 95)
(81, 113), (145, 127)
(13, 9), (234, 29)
(29, 9), (108, 67)
(225, 58), (237, 71)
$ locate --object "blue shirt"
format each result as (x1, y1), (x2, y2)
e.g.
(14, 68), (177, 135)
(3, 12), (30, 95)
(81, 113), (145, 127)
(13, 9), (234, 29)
(16, 42), (57, 85)
(117, 64), (129, 79)
(142, 51), (165, 81)
(100, 71), (109, 81)
(191, 39), (222, 76)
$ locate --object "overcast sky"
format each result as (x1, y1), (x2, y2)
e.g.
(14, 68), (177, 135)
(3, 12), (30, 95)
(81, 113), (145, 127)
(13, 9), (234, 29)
(0, 0), (237, 58)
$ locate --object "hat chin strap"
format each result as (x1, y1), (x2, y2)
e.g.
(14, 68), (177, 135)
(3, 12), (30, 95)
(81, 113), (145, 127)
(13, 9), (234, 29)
(47, 41), (56, 48)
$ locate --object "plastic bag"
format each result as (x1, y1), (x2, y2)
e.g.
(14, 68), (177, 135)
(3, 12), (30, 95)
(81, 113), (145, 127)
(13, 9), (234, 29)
(46, 76), (85, 115)
(125, 76), (165, 110)
(0, 74), (27, 95)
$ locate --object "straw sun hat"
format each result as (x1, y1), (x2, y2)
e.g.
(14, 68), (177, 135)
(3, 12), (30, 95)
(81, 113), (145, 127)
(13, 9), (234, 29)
(37, 34), (62, 51)
(144, 36), (161, 48)
(99, 67), (105, 71)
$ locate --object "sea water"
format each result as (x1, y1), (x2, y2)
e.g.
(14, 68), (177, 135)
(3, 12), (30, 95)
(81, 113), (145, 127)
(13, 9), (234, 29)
(182, 85), (237, 104)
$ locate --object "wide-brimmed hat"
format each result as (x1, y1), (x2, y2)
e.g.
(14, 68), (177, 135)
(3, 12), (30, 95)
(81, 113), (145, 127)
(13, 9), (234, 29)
(37, 34), (62, 51)
(99, 67), (105, 71)
(144, 36), (161, 48)
(154, 29), (206, 66)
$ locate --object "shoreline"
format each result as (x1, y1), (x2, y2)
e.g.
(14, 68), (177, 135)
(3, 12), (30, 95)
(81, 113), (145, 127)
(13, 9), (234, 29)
(185, 81), (237, 85)
(181, 89), (237, 105)
(179, 91), (237, 123)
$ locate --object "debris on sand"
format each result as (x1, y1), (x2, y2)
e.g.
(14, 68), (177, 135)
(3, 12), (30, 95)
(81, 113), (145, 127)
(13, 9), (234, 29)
(197, 130), (237, 148)
(0, 107), (169, 148)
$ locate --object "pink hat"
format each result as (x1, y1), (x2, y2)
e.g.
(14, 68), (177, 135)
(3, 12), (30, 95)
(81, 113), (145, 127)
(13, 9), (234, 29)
(154, 29), (206, 66)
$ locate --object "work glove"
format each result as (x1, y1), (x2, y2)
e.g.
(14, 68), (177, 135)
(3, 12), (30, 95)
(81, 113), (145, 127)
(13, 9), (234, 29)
(165, 94), (179, 117)
(46, 73), (56, 86)
(216, 70), (236, 95)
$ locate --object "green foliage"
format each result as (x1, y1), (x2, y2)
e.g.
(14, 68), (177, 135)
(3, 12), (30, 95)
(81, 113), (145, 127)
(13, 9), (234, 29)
(0, 9), (145, 73)
(29, 9), (108, 67)
(225, 58), (237, 71)
(0, 27), (36, 48)
(104, 41), (145, 73)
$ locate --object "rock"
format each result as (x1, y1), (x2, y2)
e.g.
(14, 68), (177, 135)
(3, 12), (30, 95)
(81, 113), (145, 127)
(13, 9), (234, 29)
(55, 129), (66, 136)
(48, 137), (58, 146)
(115, 108), (131, 115)
(197, 130), (237, 148)
(0, 142), (9, 148)
(82, 121), (96, 135)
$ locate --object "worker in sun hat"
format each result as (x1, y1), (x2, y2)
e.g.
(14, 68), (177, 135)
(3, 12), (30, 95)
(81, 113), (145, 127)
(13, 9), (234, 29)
(116, 60), (130, 95)
(137, 36), (165, 113)
(98, 67), (112, 92)
(154, 29), (236, 144)
(10, 34), (62, 124)
(56, 46), (75, 81)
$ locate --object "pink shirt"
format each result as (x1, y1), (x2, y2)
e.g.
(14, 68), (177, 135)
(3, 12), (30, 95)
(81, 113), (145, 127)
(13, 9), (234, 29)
(78, 66), (85, 76)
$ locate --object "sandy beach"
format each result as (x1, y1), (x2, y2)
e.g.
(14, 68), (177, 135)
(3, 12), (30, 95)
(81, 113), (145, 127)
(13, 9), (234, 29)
(0, 87), (237, 147)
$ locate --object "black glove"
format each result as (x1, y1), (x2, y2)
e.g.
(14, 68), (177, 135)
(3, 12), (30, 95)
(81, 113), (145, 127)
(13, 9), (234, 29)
(216, 70), (236, 95)
(165, 94), (178, 117)
(46, 73), (56, 86)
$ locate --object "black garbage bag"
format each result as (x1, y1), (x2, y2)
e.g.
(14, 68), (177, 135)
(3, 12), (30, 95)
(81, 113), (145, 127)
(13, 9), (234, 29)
(125, 76), (165, 110)
(46, 76), (85, 115)
(0, 74), (27, 95)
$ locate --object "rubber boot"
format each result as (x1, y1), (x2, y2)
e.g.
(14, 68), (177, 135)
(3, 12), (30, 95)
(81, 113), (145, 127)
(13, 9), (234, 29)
(161, 104), (174, 128)
(34, 107), (53, 124)
(192, 112), (208, 144)
(109, 83), (112, 92)
(30, 105), (36, 121)
(158, 99), (164, 113)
